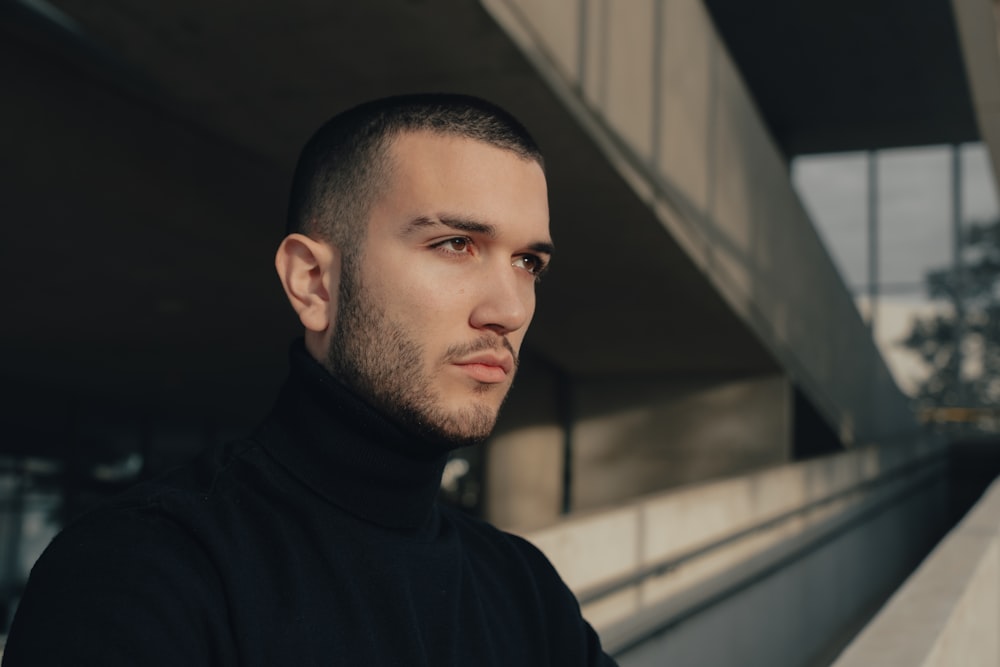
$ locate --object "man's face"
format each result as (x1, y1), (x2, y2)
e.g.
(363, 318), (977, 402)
(327, 131), (552, 446)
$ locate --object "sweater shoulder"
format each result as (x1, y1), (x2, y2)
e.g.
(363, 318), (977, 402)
(71, 436), (267, 518)
(11, 436), (269, 628)
(5, 472), (237, 666)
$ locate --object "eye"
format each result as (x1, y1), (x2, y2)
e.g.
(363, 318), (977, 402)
(434, 237), (472, 254)
(513, 254), (547, 277)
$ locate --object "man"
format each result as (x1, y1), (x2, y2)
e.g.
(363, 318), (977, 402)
(4, 94), (616, 665)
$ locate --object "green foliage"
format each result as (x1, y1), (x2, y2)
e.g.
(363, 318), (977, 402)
(901, 219), (1000, 407)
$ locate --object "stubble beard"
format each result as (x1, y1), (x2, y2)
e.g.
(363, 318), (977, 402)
(326, 255), (510, 448)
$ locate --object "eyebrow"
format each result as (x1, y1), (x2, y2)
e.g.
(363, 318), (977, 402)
(407, 215), (496, 238)
(528, 240), (556, 257)
(405, 215), (555, 256)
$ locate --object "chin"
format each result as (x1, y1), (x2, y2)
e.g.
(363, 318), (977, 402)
(437, 405), (500, 444)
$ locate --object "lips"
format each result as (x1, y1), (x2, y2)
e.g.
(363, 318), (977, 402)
(453, 352), (514, 383)
(456, 352), (514, 374)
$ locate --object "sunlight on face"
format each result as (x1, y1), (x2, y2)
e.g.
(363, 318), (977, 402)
(327, 132), (551, 445)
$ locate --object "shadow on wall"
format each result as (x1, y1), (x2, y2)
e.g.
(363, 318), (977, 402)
(569, 372), (791, 513)
(483, 357), (834, 531)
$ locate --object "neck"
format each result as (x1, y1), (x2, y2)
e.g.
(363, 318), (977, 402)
(258, 340), (454, 534)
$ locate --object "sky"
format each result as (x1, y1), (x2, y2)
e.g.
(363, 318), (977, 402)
(792, 143), (999, 302)
(791, 143), (999, 395)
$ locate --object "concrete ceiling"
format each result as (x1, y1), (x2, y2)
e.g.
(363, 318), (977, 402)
(1, 0), (779, 457)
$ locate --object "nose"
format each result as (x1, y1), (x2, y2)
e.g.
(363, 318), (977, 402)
(468, 263), (534, 335)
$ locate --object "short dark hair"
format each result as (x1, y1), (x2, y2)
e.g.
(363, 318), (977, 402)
(286, 93), (544, 249)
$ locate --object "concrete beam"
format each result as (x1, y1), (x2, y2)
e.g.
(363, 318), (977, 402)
(951, 0), (1000, 198)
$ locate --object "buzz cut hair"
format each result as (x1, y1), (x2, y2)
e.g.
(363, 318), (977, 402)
(285, 93), (544, 251)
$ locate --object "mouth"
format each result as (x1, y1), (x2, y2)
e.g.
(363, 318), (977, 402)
(452, 352), (515, 384)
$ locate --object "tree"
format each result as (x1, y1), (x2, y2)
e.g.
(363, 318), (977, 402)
(901, 218), (1000, 408)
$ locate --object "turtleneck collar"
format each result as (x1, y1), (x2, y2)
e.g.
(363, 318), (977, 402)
(257, 340), (450, 535)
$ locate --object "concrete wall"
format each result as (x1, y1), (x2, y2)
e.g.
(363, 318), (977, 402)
(481, 0), (915, 444)
(486, 358), (566, 530)
(951, 0), (1000, 197)
(522, 436), (949, 666)
(570, 373), (790, 512)
(478, 0), (930, 533)
(480, 0), (915, 527)
(487, 368), (791, 528)
(833, 475), (1000, 667)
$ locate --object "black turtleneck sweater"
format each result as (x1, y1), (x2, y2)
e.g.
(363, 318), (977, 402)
(4, 344), (616, 666)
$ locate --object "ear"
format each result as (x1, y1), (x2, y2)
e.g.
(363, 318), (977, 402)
(275, 233), (340, 336)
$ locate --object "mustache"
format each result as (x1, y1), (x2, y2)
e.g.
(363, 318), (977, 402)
(443, 336), (519, 369)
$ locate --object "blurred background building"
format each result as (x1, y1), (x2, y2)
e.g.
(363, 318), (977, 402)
(3, 0), (1000, 664)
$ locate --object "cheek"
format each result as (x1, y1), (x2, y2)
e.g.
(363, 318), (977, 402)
(520, 285), (538, 318)
(394, 281), (472, 335)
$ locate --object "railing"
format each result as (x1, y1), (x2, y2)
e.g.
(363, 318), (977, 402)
(578, 453), (940, 607)
(523, 437), (949, 661)
(598, 458), (944, 656)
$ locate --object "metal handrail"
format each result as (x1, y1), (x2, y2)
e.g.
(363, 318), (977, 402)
(603, 461), (948, 657)
(577, 450), (946, 605)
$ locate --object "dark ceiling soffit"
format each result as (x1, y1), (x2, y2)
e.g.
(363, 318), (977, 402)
(3, 0), (156, 98)
(703, 0), (980, 156)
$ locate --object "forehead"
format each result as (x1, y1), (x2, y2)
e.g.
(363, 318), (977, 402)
(373, 131), (549, 233)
